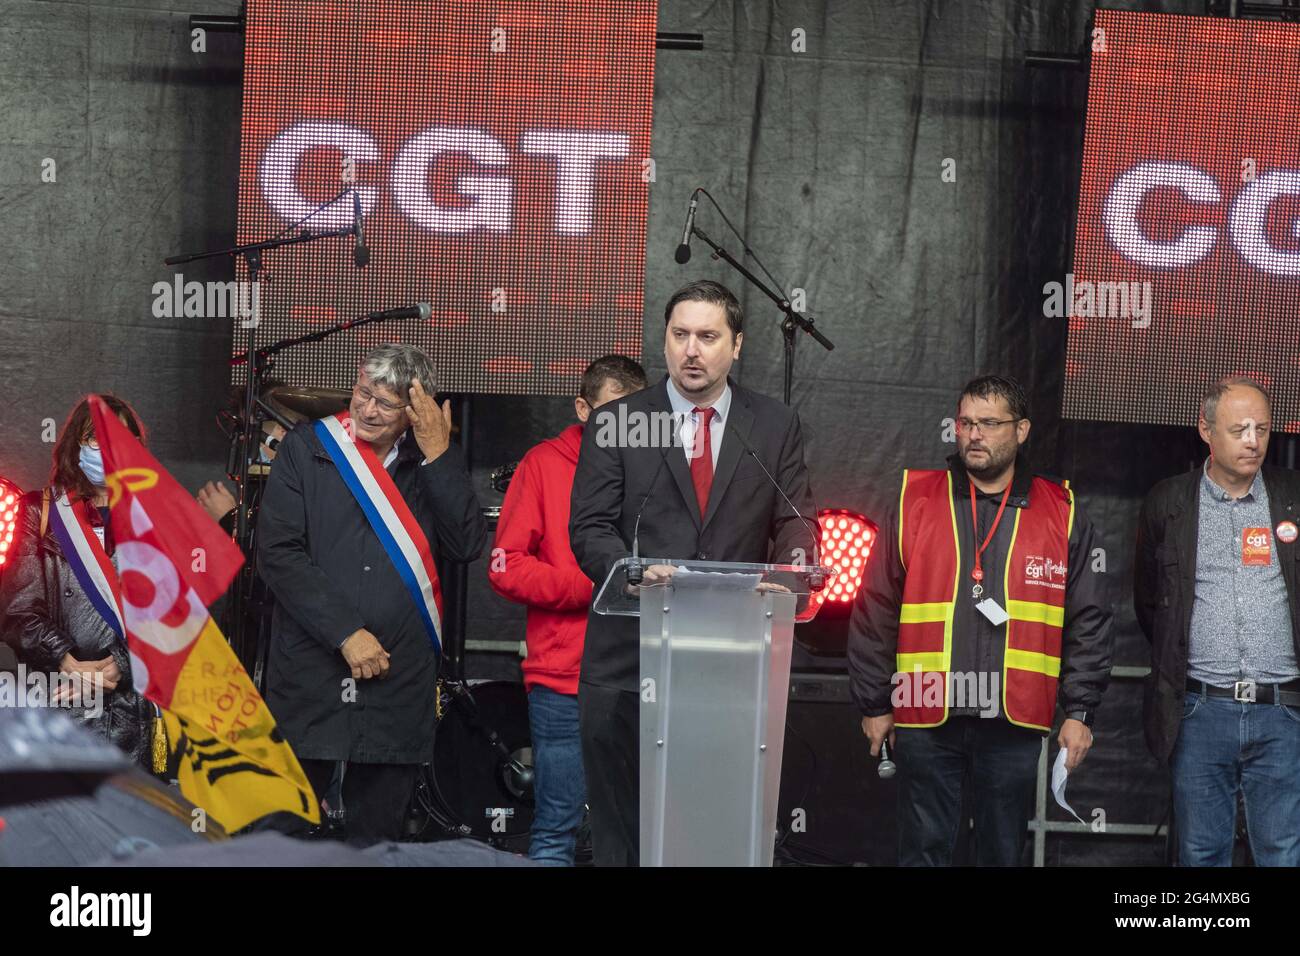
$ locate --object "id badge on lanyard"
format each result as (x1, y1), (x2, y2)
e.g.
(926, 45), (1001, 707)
(970, 479), (1013, 625)
(970, 478), (1011, 601)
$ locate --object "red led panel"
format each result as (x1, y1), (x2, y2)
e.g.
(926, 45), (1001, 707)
(810, 509), (877, 615)
(0, 483), (20, 569)
(234, 0), (657, 396)
(1064, 10), (1300, 431)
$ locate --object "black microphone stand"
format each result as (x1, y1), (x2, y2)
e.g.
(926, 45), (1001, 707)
(228, 308), (410, 370)
(164, 189), (357, 665)
(684, 198), (835, 405)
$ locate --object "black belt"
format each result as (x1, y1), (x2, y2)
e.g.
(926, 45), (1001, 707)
(1185, 678), (1300, 706)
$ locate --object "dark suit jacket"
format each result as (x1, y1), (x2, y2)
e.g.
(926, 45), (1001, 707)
(569, 376), (818, 692)
(1134, 464), (1300, 764)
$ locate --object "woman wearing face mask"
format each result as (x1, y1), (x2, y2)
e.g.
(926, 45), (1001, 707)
(0, 394), (158, 768)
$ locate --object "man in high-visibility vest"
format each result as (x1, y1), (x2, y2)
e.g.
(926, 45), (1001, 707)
(847, 375), (1113, 865)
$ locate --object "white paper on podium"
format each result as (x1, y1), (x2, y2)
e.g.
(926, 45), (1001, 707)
(1051, 746), (1086, 825)
(670, 567), (764, 591)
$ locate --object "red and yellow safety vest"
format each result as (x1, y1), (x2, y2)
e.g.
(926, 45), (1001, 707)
(894, 468), (1074, 732)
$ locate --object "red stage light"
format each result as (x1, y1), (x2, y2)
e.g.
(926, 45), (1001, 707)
(810, 509), (878, 615)
(0, 479), (23, 571)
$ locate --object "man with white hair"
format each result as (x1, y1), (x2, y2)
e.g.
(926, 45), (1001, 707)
(258, 343), (487, 843)
(1136, 376), (1300, 866)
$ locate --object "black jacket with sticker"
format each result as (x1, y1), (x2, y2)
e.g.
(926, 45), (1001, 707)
(1134, 464), (1300, 764)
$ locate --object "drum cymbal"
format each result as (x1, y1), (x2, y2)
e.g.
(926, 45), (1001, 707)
(264, 386), (351, 423)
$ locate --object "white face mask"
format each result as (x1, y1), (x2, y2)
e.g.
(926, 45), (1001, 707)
(79, 445), (105, 486)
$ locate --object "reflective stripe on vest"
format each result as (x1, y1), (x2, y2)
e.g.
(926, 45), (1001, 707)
(895, 469), (1073, 731)
(999, 493), (1072, 731)
(895, 470), (961, 728)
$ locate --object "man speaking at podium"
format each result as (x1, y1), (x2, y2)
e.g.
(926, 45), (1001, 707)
(569, 279), (819, 866)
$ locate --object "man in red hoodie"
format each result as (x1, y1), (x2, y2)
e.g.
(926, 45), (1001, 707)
(489, 355), (647, 865)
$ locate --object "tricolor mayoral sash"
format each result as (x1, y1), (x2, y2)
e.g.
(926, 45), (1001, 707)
(47, 491), (126, 642)
(312, 412), (444, 653)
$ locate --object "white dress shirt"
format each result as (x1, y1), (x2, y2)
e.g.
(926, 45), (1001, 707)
(378, 430), (439, 470)
(666, 377), (731, 470)
(382, 431), (404, 470)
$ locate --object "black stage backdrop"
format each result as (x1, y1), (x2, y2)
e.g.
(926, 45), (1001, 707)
(0, 0), (1254, 864)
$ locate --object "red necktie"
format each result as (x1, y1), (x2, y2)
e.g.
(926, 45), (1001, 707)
(690, 406), (716, 518)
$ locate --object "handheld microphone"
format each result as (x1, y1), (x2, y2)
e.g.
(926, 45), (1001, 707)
(352, 190), (370, 268)
(878, 739), (896, 780)
(729, 427), (825, 591)
(674, 189), (699, 264)
(627, 449), (670, 587)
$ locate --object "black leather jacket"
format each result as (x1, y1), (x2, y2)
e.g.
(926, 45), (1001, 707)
(0, 489), (154, 767)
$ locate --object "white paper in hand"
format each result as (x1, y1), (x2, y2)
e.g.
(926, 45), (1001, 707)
(1051, 746), (1086, 825)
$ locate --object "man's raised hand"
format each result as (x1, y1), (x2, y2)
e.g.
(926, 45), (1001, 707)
(407, 378), (451, 463)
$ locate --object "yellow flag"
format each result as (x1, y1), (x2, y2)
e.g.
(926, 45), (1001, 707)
(161, 618), (320, 832)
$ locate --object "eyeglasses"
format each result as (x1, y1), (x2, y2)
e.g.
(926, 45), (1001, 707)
(353, 384), (409, 415)
(956, 417), (1020, 434)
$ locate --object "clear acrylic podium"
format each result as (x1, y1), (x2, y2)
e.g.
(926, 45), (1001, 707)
(593, 557), (833, 867)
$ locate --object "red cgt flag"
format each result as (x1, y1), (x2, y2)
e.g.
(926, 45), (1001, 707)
(88, 395), (318, 828)
(89, 396), (243, 607)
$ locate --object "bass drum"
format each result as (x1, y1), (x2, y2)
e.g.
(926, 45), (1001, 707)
(424, 680), (535, 853)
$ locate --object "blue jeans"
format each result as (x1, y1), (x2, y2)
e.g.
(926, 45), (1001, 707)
(1172, 690), (1300, 866)
(895, 716), (1042, 866)
(527, 685), (587, 866)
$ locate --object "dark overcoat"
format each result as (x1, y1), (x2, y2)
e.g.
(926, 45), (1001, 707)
(258, 424), (486, 763)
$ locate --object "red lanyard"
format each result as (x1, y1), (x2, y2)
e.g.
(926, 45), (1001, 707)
(970, 478), (1011, 593)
